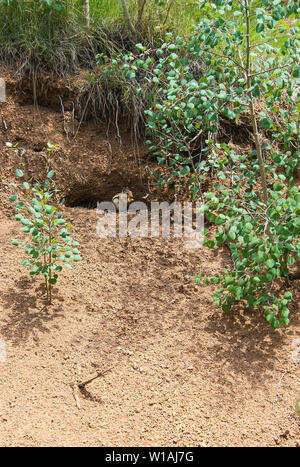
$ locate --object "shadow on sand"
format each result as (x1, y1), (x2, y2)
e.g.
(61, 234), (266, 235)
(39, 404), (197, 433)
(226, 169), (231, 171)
(0, 276), (64, 345)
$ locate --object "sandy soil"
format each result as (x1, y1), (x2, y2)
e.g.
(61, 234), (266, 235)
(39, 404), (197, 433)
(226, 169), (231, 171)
(0, 70), (299, 447)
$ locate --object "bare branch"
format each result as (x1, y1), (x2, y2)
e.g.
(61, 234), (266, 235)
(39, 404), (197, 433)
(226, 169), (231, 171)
(121, 0), (137, 35)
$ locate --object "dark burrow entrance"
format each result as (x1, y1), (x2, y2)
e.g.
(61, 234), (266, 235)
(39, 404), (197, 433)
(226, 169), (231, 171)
(63, 173), (148, 210)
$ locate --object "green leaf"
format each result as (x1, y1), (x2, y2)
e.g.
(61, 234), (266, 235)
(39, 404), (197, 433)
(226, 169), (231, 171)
(15, 202), (25, 210)
(33, 202), (43, 212)
(260, 117), (272, 129)
(204, 239), (215, 249)
(180, 166), (190, 176)
(265, 259), (275, 269)
(45, 204), (55, 214)
(11, 239), (19, 246)
(292, 66), (299, 78)
(30, 267), (39, 275)
(253, 251), (265, 264)
(227, 229), (236, 241)
(194, 274), (201, 284)
(73, 255), (82, 262)
(9, 195), (18, 201)
(20, 218), (31, 226)
(287, 256), (295, 265)
(222, 304), (231, 313)
(60, 228), (68, 237)
(15, 169), (23, 178)
(244, 222), (253, 233)
(273, 182), (284, 191)
(256, 23), (265, 33)
(47, 170), (55, 179)
(284, 291), (292, 301)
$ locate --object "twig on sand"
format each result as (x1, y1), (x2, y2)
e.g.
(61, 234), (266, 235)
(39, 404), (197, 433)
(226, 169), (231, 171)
(59, 95), (70, 143)
(71, 367), (113, 409)
(78, 366), (114, 390)
(272, 370), (287, 414)
(71, 382), (81, 410)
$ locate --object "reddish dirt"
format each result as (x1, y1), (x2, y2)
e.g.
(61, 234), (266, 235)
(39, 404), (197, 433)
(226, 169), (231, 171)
(0, 70), (299, 447)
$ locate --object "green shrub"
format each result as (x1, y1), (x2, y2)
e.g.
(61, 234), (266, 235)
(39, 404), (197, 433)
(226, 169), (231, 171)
(107, 0), (299, 327)
(197, 143), (300, 328)
(8, 142), (81, 303)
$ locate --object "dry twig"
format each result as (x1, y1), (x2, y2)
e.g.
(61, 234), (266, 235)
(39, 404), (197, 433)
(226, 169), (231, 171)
(59, 95), (70, 142)
(272, 370), (287, 414)
(78, 366), (113, 389)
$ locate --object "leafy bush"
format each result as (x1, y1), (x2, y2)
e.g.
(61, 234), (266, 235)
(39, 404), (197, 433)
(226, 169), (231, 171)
(8, 142), (81, 303)
(106, 0), (299, 327)
(195, 143), (300, 328)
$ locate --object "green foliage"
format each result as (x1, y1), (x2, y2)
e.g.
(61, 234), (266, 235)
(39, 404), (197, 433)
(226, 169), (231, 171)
(8, 142), (81, 303)
(2, 0), (64, 15)
(0, 0), (203, 76)
(199, 143), (299, 328)
(108, 0), (299, 328)
(192, 0), (299, 328)
(107, 0), (299, 190)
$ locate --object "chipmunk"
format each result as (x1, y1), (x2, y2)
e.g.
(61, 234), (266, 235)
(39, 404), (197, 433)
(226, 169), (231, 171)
(112, 189), (134, 211)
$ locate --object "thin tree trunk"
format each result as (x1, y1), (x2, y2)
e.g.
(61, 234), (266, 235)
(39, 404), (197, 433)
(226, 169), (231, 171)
(137, 0), (147, 24)
(245, 0), (268, 204)
(83, 0), (90, 28)
(121, 0), (136, 34)
(162, 0), (173, 26)
(295, 114), (300, 181)
(295, 116), (300, 278)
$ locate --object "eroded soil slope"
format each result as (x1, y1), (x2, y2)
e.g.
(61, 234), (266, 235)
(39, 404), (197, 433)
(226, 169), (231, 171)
(0, 71), (299, 447)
